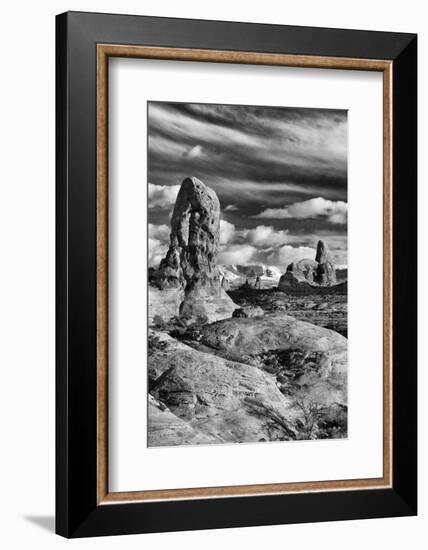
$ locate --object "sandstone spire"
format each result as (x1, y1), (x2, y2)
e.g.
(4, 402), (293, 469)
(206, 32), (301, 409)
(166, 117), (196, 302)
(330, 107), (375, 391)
(149, 177), (236, 322)
(156, 177), (221, 289)
(315, 240), (330, 264)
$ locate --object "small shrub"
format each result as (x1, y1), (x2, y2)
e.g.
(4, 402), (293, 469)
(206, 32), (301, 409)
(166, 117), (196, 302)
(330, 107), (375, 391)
(293, 397), (328, 440)
(152, 314), (165, 328)
(195, 314), (209, 326)
(148, 333), (169, 353)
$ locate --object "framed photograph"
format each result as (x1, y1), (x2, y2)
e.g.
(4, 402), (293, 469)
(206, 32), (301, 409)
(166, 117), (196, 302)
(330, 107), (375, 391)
(56, 11), (417, 538)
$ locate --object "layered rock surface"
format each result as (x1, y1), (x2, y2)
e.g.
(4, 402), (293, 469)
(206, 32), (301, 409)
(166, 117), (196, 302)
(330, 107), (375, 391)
(148, 330), (298, 446)
(149, 177), (236, 322)
(197, 313), (347, 420)
(148, 312), (347, 446)
(148, 395), (217, 447)
(199, 313), (347, 375)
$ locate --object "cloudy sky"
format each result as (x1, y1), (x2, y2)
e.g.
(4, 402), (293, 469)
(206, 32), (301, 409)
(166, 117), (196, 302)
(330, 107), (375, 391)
(147, 101), (348, 270)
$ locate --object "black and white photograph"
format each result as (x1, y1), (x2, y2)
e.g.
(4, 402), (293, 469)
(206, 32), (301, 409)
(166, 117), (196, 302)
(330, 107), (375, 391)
(0, 2), (420, 545)
(147, 101), (348, 447)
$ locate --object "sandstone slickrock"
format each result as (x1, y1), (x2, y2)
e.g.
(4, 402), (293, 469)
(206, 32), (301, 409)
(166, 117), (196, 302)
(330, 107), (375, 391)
(198, 313), (347, 410)
(149, 177), (236, 322)
(148, 330), (298, 446)
(148, 395), (218, 446)
(278, 239), (337, 291)
(199, 312), (347, 375)
(147, 310), (348, 445)
(148, 286), (184, 325)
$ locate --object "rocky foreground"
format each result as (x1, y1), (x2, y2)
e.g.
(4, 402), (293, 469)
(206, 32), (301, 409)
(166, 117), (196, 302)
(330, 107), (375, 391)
(149, 314), (347, 446)
(148, 177), (348, 446)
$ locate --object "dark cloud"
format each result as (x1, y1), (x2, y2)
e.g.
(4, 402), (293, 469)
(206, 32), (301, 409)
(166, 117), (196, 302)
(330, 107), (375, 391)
(148, 101), (347, 268)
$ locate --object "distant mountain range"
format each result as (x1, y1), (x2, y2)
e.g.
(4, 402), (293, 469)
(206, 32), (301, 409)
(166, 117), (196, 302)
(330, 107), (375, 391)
(219, 264), (283, 283)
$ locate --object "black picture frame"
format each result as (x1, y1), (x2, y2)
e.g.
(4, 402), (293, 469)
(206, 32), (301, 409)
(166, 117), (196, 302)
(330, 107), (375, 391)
(56, 11), (417, 538)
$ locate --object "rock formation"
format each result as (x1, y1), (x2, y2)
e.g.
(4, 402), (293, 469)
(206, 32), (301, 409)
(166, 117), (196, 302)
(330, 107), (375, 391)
(295, 258), (318, 283)
(278, 239), (337, 291)
(147, 313), (347, 446)
(199, 312), (347, 409)
(315, 239), (329, 264)
(314, 240), (336, 286)
(199, 312), (347, 373)
(148, 394), (218, 446)
(156, 177), (220, 289)
(149, 177), (236, 323)
(148, 330), (298, 446)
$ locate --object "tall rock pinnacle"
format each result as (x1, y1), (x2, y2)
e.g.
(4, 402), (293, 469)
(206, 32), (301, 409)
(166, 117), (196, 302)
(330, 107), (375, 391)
(314, 240), (336, 286)
(157, 177), (221, 289)
(315, 240), (330, 264)
(149, 177), (236, 322)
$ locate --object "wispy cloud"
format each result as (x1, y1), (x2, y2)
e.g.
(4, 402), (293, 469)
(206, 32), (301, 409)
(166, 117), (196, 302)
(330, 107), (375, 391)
(148, 102), (347, 207)
(148, 101), (347, 268)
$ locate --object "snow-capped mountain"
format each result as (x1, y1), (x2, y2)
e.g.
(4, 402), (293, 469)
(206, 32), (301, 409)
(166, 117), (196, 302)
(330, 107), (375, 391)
(218, 264), (282, 283)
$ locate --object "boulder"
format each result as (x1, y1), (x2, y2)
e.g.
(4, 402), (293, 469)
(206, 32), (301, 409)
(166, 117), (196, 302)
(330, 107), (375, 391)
(148, 330), (298, 446)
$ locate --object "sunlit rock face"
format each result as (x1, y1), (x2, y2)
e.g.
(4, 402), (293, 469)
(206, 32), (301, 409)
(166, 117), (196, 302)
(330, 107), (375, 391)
(149, 177), (236, 322)
(147, 330), (299, 447)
